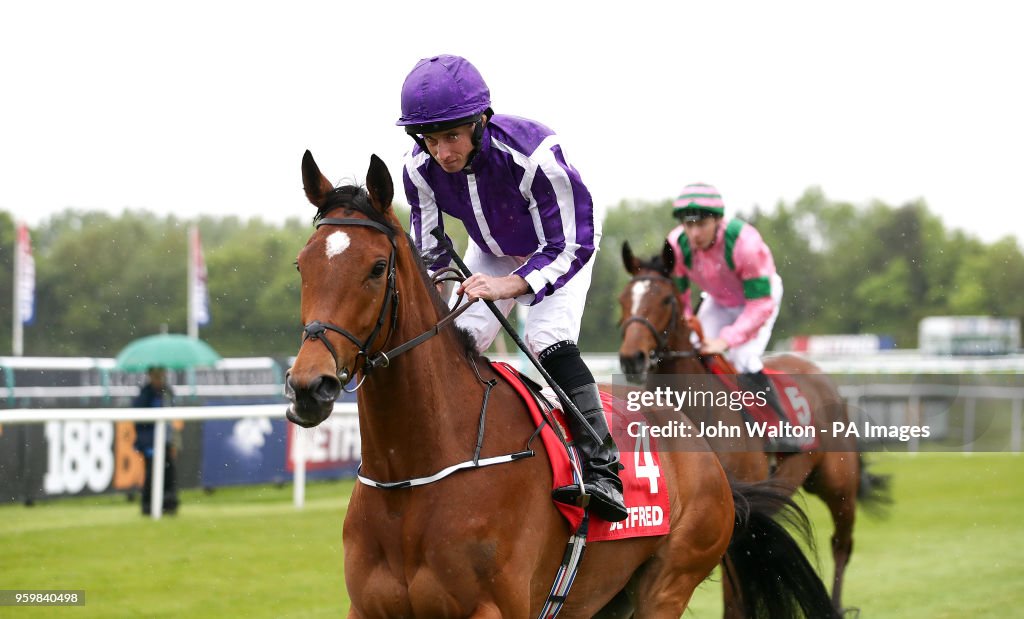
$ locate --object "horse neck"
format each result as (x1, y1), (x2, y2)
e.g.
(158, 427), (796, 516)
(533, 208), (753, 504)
(355, 237), (483, 479)
(659, 325), (705, 375)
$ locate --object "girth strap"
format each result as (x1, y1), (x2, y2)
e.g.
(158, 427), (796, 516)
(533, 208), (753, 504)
(356, 450), (535, 490)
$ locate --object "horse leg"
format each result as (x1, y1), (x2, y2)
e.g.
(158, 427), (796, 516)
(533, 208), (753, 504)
(592, 589), (634, 619)
(805, 452), (860, 614)
(770, 452), (817, 495)
(631, 471), (734, 617)
(719, 451), (768, 619)
(720, 558), (745, 619)
(469, 602), (507, 619)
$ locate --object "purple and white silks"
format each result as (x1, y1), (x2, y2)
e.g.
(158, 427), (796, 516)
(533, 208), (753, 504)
(403, 114), (598, 305)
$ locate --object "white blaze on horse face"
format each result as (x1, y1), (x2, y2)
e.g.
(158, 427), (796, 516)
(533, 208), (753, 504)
(630, 280), (651, 316)
(325, 231), (351, 259)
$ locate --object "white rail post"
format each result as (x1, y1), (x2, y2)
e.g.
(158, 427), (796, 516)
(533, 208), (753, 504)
(907, 395), (921, 453)
(293, 425), (306, 509)
(963, 397), (976, 454)
(151, 420), (166, 520)
(1011, 398), (1022, 454)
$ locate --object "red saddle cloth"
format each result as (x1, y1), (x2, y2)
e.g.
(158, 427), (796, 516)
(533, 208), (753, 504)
(705, 359), (819, 451)
(491, 362), (671, 542)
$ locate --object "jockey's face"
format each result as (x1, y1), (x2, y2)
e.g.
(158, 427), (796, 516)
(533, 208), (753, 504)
(422, 123), (477, 173)
(683, 216), (719, 250)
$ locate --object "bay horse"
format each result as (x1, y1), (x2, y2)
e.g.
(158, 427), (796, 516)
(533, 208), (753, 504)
(285, 151), (839, 618)
(618, 240), (891, 616)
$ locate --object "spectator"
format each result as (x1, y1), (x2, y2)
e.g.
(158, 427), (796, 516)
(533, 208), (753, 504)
(132, 366), (180, 515)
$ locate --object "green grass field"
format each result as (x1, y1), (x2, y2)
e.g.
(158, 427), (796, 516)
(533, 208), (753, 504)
(2, 453), (1022, 618)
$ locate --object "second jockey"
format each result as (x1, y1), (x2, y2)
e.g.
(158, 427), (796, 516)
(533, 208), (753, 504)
(666, 183), (801, 452)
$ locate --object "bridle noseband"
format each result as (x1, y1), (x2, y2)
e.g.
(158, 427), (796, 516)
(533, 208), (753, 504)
(301, 217), (399, 388)
(621, 274), (696, 365)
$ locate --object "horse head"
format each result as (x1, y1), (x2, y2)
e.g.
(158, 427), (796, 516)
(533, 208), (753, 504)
(286, 151), (398, 428)
(618, 239), (694, 383)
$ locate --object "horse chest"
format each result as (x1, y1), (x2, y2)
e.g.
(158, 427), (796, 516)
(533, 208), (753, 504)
(349, 542), (501, 618)
(346, 504), (504, 617)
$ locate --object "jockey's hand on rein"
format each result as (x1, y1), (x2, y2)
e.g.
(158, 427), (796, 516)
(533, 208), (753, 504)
(457, 273), (529, 301)
(700, 337), (730, 356)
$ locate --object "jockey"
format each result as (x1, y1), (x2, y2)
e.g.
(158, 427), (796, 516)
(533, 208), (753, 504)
(397, 54), (627, 522)
(666, 183), (801, 452)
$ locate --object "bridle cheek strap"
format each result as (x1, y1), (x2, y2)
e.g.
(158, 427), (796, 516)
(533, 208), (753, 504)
(620, 275), (696, 365)
(301, 218), (399, 379)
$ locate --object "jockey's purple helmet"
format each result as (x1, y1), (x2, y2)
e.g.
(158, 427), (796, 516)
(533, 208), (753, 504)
(396, 55), (491, 135)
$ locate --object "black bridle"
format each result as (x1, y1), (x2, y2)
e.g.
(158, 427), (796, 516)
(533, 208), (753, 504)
(300, 216), (477, 389)
(620, 274), (697, 365)
(301, 217), (399, 385)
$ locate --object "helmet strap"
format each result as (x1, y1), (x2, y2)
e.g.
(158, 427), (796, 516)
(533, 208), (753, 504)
(410, 134), (428, 153)
(463, 109), (492, 169)
(405, 109), (492, 170)
(708, 219), (721, 249)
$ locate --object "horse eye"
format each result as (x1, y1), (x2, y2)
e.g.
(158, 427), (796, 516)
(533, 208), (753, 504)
(370, 260), (387, 278)
(662, 296), (672, 305)
(293, 260), (300, 273)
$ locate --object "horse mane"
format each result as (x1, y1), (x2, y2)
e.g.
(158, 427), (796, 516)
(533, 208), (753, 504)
(314, 184), (395, 234)
(639, 253), (670, 277)
(403, 232), (483, 361)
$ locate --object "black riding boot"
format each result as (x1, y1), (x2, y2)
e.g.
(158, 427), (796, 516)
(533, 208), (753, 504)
(551, 383), (629, 522)
(740, 371), (803, 452)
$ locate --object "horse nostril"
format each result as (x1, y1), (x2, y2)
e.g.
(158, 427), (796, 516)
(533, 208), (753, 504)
(311, 375), (341, 403)
(620, 351), (643, 374)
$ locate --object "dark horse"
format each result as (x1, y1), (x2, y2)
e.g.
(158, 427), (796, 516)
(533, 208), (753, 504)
(285, 151), (840, 618)
(618, 240), (891, 616)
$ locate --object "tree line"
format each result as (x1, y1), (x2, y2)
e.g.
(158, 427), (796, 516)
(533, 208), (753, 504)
(2, 189), (1021, 357)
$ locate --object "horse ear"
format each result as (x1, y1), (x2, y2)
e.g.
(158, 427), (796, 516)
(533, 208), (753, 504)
(366, 154), (394, 213)
(301, 150), (334, 208)
(622, 241), (640, 275)
(661, 239), (675, 277)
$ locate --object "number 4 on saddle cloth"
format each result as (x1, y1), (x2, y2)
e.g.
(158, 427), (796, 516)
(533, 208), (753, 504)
(490, 362), (670, 541)
(702, 354), (820, 451)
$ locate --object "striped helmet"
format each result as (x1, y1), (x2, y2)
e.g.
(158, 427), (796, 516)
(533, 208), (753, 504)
(672, 183), (725, 221)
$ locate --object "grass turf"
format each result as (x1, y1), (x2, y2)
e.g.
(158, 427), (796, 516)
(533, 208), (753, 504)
(2, 453), (1021, 617)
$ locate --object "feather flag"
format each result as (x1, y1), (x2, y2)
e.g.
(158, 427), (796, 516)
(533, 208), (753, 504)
(16, 223), (35, 325)
(189, 225), (210, 331)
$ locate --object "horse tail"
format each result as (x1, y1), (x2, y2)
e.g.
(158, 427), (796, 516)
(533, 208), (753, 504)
(724, 479), (840, 619)
(857, 451), (893, 518)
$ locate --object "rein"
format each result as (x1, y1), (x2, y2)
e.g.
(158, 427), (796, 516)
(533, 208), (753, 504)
(621, 274), (698, 365)
(301, 214), (539, 490)
(301, 217), (475, 390)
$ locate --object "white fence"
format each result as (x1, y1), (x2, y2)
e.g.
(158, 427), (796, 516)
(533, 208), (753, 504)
(3, 353), (1023, 517)
(0, 403), (357, 519)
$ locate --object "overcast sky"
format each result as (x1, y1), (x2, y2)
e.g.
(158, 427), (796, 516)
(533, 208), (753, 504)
(2, 1), (1021, 244)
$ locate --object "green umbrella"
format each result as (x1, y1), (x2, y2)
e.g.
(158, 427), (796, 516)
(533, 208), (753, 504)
(115, 334), (221, 371)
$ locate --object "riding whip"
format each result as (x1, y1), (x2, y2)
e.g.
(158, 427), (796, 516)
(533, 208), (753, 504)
(430, 227), (602, 443)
